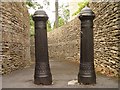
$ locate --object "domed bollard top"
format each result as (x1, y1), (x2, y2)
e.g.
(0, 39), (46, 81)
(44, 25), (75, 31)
(32, 10), (48, 21)
(78, 6), (96, 85)
(79, 6), (95, 20)
(32, 10), (52, 85)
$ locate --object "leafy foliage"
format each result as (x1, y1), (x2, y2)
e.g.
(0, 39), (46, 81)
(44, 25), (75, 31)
(43, 0), (50, 9)
(29, 15), (34, 36)
(26, 0), (43, 10)
(63, 9), (70, 23)
(59, 4), (70, 24)
(58, 16), (65, 27)
(53, 16), (65, 29)
(26, 0), (68, 33)
(26, 0), (44, 36)
(72, 0), (89, 16)
(47, 20), (52, 32)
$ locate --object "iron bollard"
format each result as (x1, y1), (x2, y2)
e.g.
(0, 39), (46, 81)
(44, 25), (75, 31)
(32, 10), (52, 85)
(78, 6), (96, 84)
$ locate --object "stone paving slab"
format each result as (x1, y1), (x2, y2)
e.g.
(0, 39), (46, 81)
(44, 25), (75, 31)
(2, 60), (119, 88)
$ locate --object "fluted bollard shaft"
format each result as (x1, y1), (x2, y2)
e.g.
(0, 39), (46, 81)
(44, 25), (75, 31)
(78, 6), (96, 84)
(32, 10), (52, 85)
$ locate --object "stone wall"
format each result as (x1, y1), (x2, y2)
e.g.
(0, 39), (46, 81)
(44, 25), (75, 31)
(1, 2), (31, 74)
(89, 2), (120, 77)
(30, 36), (35, 62)
(48, 2), (120, 77)
(48, 18), (80, 62)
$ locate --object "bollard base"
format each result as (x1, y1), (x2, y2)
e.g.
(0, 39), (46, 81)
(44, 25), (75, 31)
(78, 73), (96, 85)
(78, 63), (96, 85)
(34, 74), (52, 85)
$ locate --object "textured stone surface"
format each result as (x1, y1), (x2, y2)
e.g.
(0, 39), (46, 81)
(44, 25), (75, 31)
(1, 2), (31, 74)
(30, 36), (35, 62)
(48, 18), (80, 63)
(90, 2), (120, 77)
(48, 2), (120, 77)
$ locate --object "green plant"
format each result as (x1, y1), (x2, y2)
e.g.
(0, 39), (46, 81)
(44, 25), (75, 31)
(26, 0), (43, 9)
(72, 0), (89, 16)
(26, 0), (43, 36)
(58, 16), (65, 27)
(29, 15), (34, 36)
(53, 16), (65, 29)
(47, 20), (52, 32)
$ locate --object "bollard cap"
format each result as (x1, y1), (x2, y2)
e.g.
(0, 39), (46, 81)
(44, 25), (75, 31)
(79, 6), (95, 20)
(32, 10), (48, 21)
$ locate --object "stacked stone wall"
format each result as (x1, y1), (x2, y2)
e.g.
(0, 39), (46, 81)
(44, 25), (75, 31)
(30, 36), (35, 62)
(48, 18), (80, 62)
(90, 2), (120, 77)
(1, 2), (31, 74)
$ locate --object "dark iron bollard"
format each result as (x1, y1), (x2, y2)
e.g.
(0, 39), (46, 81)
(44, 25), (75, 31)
(78, 6), (96, 84)
(32, 10), (52, 85)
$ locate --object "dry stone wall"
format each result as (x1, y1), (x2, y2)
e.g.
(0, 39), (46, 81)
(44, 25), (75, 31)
(30, 36), (35, 62)
(48, 18), (80, 62)
(90, 2), (120, 77)
(48, 2), (120, 77)
(1, 2), (31, 74)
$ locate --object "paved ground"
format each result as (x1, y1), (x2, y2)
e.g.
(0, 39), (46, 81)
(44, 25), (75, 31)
(2, 60), (119, 88)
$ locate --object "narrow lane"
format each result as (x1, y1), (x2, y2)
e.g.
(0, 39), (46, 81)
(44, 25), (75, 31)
(2, 60), (118, 88)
